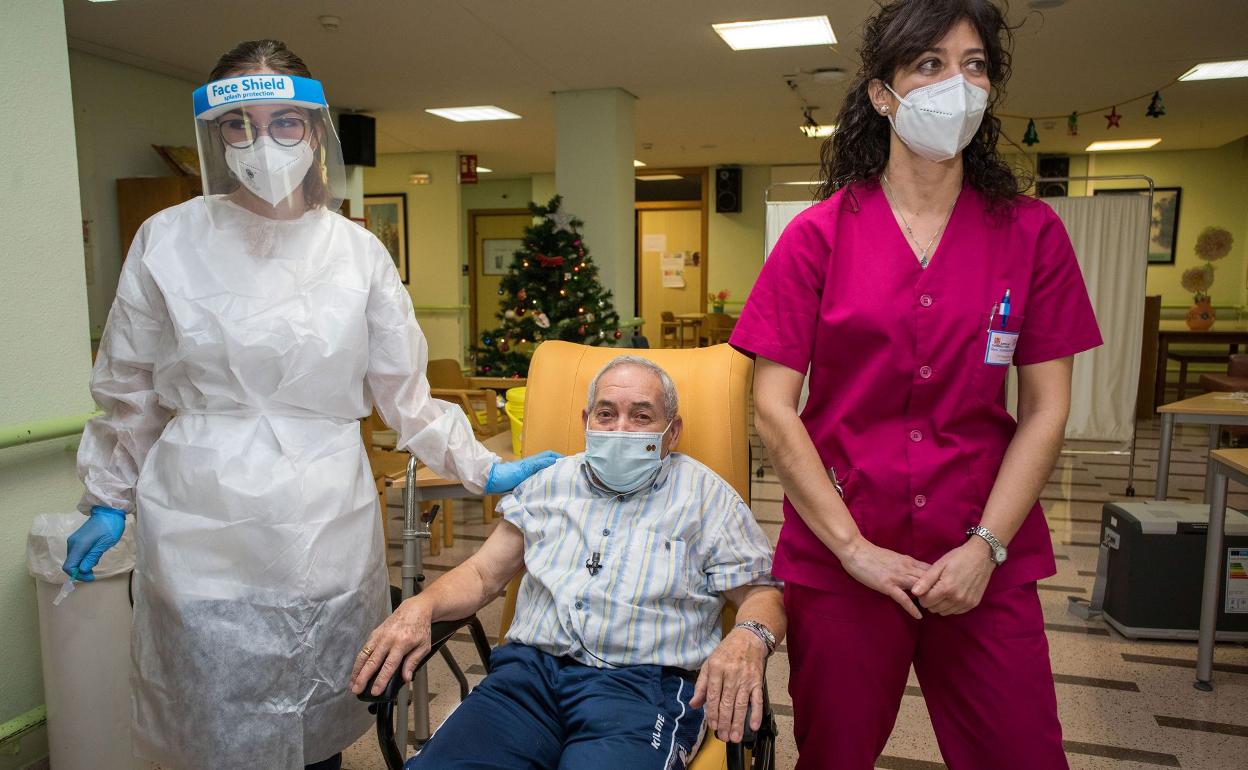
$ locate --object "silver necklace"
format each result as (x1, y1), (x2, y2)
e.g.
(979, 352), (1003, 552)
(881, 174), (956, 269)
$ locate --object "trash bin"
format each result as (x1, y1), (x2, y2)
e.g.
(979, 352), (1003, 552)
(26, 513), (145, 770)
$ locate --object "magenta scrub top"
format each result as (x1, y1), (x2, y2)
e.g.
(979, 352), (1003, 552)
(731, 181), (1102, 593)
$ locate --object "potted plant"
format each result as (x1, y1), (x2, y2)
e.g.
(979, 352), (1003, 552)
(1182, 226), (1234, 330)
(708, 289), (730, 314)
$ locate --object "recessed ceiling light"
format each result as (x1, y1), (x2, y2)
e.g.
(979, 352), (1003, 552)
(633, 160), (647, 167)
(636, 174), (684, 182)
(1179, 60), (1248, 81)
(1085, 138), (1162, 152)
(713, 16), (836, 51)
(800, 124), (836, 138)
(475, 166), (493, 173)
(425, 106), (521, 122)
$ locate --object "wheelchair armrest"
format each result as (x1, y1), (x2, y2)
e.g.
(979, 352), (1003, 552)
(355, 616), (481, 704)
(726, 679), (776, 770)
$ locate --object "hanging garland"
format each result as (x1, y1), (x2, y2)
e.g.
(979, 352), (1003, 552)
(1000, 77), (1178, 147)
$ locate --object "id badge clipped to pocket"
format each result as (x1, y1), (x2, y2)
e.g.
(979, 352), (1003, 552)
(984, 291), (1019, 366)
(984, 328), (1019, 366)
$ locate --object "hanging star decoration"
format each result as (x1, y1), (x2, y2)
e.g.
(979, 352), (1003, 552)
(1146, 91), (1165, 118)
(1104, 106), (1121, 128)
(1067, 111), (1079, 136)
(550, 211), (577, 233)
(1023, 118), (1039, 146)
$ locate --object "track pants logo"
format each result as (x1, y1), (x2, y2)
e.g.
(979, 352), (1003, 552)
(650, 713), (666, 749)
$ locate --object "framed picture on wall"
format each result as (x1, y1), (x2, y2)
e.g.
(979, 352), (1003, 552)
(364, 193), (409, 283)
(1094, 186), (1181, 265)
(482, 238), (523, 276)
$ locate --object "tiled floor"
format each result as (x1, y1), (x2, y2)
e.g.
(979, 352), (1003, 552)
(342, 417), (1248, 769)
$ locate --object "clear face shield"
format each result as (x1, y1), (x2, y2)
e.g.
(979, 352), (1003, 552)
(193, 74), (346, 224)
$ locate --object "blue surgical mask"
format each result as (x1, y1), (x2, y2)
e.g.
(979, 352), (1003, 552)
(584, 420), (673, 494)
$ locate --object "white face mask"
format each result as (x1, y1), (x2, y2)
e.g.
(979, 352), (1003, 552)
(224, 136), (314, 206)
(885, 74), (989, 163)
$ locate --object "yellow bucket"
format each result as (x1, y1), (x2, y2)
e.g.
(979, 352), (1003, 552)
(504, 387), (526, 456)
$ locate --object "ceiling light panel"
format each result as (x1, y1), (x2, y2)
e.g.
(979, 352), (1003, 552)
(800, 124), (836, 138)
(713, 16), (836, 51)
(1085, 138), (1162, 152)
(425, 106), (521, 122)
(1179, 60), (1248, 81)
(634, 160), (647, 167)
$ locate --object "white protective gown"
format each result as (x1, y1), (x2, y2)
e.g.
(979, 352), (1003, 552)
(77, 197), (499, 769)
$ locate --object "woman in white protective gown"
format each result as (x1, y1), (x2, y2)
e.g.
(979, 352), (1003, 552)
(63, 40), (557, 770)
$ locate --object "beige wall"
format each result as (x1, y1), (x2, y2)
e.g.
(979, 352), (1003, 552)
(1086, 140), (1248, 308)
(707, 165), (769, 312)
(68, 49), (198, 337)
(365, 152), (466, 362)
(1, 2), (95, 765)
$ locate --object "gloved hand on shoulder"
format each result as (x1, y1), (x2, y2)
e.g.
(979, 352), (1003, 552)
(484, 450), (562, 494)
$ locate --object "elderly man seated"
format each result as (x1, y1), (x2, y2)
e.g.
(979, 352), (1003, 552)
(351, 355), (784, 769)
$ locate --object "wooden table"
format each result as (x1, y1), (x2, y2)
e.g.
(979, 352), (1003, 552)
(673, 313), (705, 348)
(1156, 392), (1248, 500)
(1154, 320), (1248, 408)
(1196, 448), (1248, 690)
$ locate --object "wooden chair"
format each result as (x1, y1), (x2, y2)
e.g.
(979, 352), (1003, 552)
(702, 313), (738, 346)
(659, 311), (680, 348)
(427, 358), (508, 440)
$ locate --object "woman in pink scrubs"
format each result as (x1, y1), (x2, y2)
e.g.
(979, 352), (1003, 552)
(730, 2), (1101, 768)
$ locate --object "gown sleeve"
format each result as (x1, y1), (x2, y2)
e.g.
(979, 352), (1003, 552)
(77, 221), (174, 514)
(364, 238), (499, 494)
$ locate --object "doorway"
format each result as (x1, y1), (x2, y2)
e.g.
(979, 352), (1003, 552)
(467, 209), (530, 347)
(635, 169), (708, 347)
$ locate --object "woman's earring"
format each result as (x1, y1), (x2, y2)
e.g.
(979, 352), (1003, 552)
(880, 105), (889, 115)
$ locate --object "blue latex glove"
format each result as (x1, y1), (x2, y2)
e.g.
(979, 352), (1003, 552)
(63, 506), (127, 582)
(484, 450), (562, 494)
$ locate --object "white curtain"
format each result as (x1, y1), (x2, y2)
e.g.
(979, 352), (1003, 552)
(765, 201), (814, 260)
(1042, 195), (1150, 442)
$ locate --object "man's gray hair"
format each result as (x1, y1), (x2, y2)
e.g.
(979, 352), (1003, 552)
(586, 355), (679, 420)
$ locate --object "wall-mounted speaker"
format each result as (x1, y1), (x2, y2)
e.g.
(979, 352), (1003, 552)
(339, 113), (376, 167)
(715, 167), (742, 213)
(1036, 154), (1069, 198)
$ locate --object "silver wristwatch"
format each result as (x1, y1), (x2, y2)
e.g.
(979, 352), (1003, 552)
(967, 525), (1007, 565)
(734, 620), (777, 656)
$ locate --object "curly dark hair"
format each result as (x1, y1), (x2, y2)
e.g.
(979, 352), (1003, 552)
(817, 0), (1028, 206)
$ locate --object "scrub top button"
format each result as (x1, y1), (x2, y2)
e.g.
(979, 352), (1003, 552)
(914, 494), (927, 508)
(919, 365), (933, 379)
(920, 294), (933, 307)
(910, 430), (923, 442)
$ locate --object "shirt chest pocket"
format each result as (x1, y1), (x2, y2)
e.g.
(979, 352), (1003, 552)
(612, 529), (692, 603)
(972, 311), (1025, 404)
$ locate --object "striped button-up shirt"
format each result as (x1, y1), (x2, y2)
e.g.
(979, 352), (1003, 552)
(500, 452), (777, 670)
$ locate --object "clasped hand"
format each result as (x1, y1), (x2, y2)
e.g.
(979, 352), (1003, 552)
(840, 536), (994, 619)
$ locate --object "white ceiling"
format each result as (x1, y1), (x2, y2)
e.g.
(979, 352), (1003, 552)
(64, 0), (1248, 176)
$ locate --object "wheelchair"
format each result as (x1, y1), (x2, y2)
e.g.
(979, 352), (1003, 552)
(358, 342), (778, 769)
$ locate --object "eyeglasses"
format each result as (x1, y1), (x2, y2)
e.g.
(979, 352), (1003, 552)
(215, 115), (309, 148)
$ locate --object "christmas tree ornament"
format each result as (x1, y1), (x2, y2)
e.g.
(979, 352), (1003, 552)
(598, 330), (606, 339)
(564, 272), (572, 281)
(497, 288), (504, 295)
(516, 307), (526, 317)
(517, 288), (527, 300)
(1104, 106), (1121, 128)
(1067, 112), (1078, 136)
(498, 339), (510, 353)
(537, 254), (565, 268)
(551, 211), (576, 233)
(614, 330), (622, 340)
(535, 312), (551, 328)
(1022, 118), (1039, 146)
(585, 313), (595, 322)
(504, 310), (516, 320)
(1146, 91), (1165, 118)
(578, 325), (587, 335)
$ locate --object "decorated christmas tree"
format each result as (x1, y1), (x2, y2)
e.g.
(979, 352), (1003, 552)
(472, 196), (622, 377)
